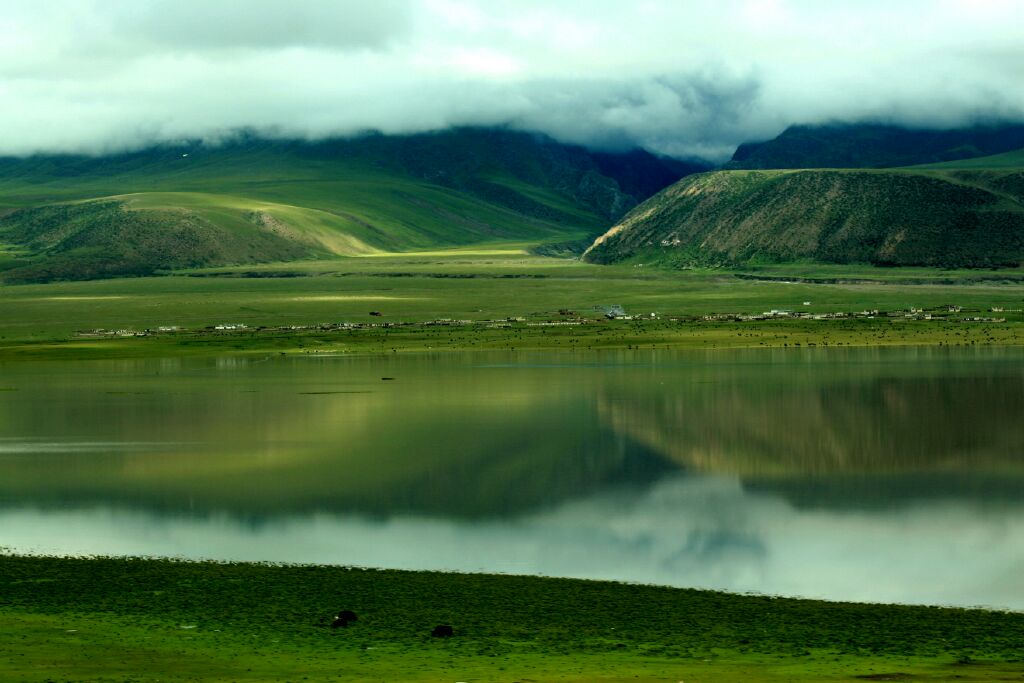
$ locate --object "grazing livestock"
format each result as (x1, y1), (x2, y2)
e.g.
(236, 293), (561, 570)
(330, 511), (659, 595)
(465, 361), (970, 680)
(330, 610), (358, 628)
(431, 624), (454, 638)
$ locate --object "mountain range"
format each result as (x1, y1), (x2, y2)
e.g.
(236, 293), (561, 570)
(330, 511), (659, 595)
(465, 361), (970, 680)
(1, 123), (1022, 281)
(727, 122), (1024, 169)
(0, 128), (703, 282)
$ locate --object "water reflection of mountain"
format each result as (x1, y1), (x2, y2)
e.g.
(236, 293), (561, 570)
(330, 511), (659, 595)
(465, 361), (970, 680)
(599, 376), (1024, 478)
(1, 351), (1022, 520)
(0, 440), (673, 522)
(0, 357), (674, 519)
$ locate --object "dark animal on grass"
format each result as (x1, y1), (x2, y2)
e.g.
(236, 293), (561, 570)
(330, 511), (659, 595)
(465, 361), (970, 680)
(431, 624), (454, 638)
(330, 610), (358, 628)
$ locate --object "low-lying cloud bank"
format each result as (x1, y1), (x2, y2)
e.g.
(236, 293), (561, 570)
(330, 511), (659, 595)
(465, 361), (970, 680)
(1, 0), (1022, 159)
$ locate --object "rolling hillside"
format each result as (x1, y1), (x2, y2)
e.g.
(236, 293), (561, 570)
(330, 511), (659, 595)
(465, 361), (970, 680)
(584, 158), (1024, 268)
(0, 129), (697, 282)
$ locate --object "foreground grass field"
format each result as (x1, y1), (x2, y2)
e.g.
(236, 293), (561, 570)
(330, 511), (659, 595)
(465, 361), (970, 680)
(2, 555), (1022, 682)
(0, 250), (1021, 359)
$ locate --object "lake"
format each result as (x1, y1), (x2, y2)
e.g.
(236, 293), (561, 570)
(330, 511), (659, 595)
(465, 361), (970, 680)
(1, 347), (1022, 609)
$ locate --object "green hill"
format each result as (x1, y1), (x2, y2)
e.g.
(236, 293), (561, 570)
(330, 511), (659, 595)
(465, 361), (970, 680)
(0, 129), (695, 282)
(584, 166), (1024, 268)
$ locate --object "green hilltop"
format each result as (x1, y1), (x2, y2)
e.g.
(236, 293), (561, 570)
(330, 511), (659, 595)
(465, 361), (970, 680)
(0, 129), (695, 282)
(584, 150), (1024, 269)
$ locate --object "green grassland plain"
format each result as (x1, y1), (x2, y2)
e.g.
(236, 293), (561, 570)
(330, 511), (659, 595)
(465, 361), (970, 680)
(0, 249), (1021, 359)
(2, 555), (1023, 683)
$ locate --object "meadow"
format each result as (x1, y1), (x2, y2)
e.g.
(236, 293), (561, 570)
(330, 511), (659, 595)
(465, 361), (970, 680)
(2, 554), (1023, 683)
(0, 249), (1021, 359)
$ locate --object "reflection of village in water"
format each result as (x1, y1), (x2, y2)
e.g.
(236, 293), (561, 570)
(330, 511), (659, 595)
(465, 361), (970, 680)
(1, 348), (1023, 608)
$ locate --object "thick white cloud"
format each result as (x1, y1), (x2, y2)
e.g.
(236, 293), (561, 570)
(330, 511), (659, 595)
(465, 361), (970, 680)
(0, 0), (1022, 158)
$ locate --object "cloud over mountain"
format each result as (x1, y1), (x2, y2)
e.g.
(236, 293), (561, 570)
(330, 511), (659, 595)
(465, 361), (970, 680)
(1, 0), (1022, 159)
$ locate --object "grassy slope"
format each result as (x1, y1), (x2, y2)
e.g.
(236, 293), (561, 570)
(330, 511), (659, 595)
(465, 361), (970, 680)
(0, 141), (611, 282)
(0, 199), (328, 282)
(584, 163), (1024, 268)
(2, 555), (1022, 683)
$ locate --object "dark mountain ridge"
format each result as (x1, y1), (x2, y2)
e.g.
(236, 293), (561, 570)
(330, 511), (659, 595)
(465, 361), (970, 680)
(728, 122), (1024, 169)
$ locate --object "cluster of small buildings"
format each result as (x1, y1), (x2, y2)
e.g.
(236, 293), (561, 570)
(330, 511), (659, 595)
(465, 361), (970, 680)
(526, 320), (583, 327)
(701, 304), (1007, 323)
(702, 309), (880, 322)
(593, 304), (660, 321)
(76, 328), (148, 338)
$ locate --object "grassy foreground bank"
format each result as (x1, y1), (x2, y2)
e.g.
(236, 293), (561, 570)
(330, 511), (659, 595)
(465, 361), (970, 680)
(2, 555), (1023, 682)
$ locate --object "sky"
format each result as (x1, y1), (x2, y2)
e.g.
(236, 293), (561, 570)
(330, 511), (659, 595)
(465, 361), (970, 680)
(1, 0), (1022, 159)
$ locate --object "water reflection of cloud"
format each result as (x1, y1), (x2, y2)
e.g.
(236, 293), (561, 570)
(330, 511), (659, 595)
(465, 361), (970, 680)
(3, 474), (1024, 611)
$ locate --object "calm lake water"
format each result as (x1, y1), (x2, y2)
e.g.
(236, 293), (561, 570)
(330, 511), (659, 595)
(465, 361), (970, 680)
(2, 348), (1023, 609)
